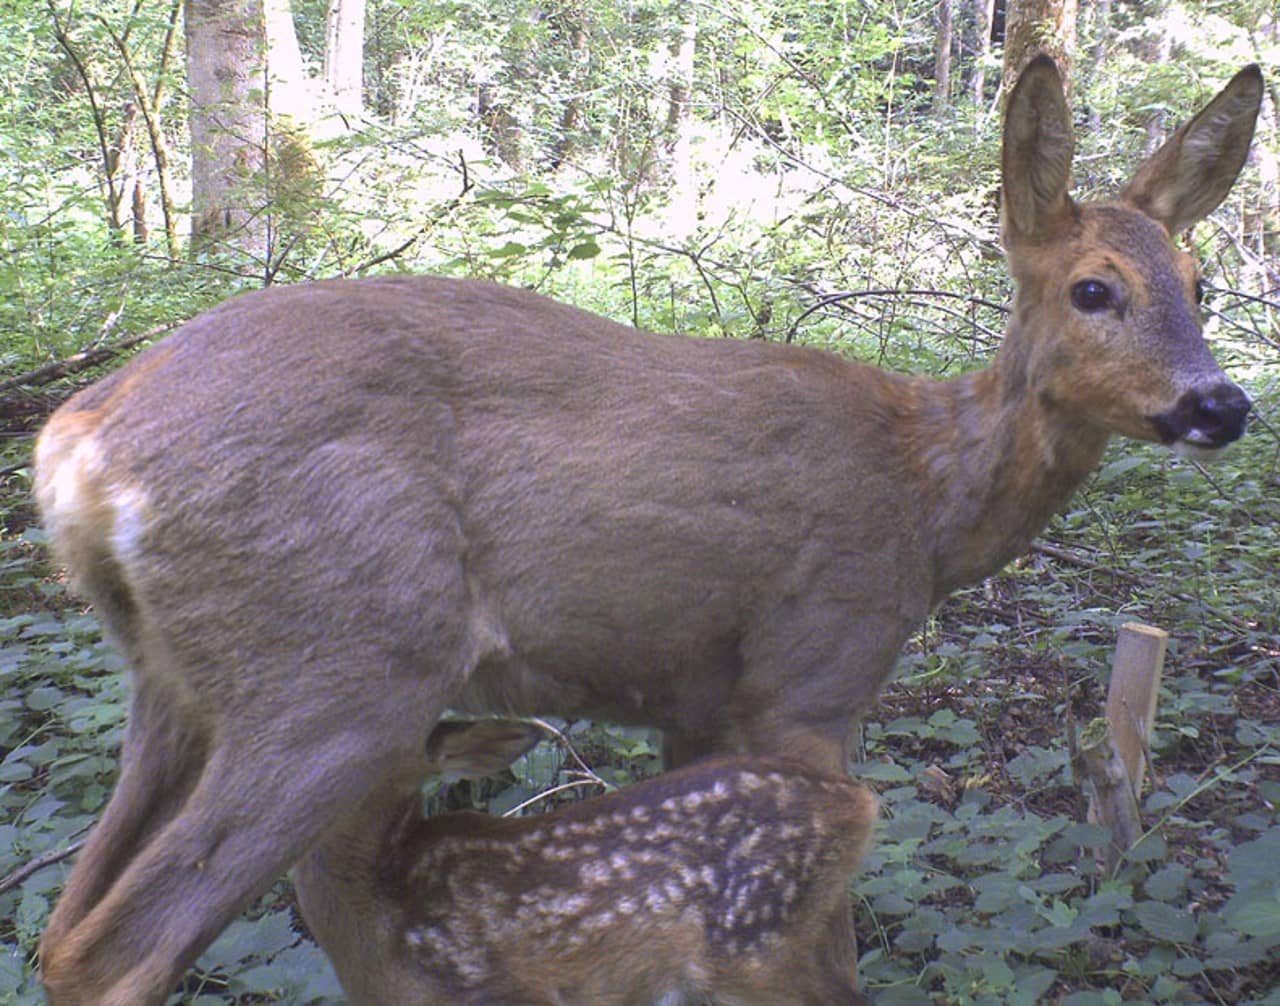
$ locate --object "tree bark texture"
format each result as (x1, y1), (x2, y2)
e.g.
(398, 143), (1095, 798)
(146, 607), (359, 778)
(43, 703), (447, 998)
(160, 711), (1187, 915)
(934, 0), (953, 112)
(1000, 0), (1078, 102)
(186, 0), (269, 261)
(551, 4), (590, 171)
(966, 0), (994, 106)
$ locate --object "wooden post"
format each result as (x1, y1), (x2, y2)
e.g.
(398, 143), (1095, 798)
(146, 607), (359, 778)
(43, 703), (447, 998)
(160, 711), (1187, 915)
(1105, 622), (1168, 792)
(1080, 622), (1168, 876)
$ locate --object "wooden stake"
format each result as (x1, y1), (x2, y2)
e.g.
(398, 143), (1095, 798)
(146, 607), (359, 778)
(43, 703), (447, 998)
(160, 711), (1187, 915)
(1080, 622), (1168, 877)
(1106, 622), (1168, 792)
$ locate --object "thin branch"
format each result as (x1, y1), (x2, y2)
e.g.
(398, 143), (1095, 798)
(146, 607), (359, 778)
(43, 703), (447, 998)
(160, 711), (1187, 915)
(496, 717), (618, 818)
(528, 717), (612, 790)
(46, 0), (122, 232)
(501, 777), (607, 818)
(347, 149), (475, 276)
(787, 287), (1009, 343)
(0, 840), (84, 897)
(0, 324), (171, 394)
(96, 7), (182, 257)
(1030, 541), (1256, 632)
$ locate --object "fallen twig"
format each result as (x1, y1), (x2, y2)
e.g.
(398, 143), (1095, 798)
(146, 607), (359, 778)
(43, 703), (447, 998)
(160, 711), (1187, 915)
(0, 840), (84, 896)
(0, 324), (172, 395)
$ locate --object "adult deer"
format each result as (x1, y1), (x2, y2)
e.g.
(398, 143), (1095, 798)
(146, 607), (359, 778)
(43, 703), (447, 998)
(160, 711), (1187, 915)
(33, 57), (1260, 1005)
(294, 720), (876, 1005)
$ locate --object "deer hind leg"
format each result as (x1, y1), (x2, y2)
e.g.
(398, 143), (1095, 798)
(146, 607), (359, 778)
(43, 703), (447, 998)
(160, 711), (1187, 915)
(814, 908), (871, 1006)
(39, 649), (459, 1006)
(38, 674), (209, 961)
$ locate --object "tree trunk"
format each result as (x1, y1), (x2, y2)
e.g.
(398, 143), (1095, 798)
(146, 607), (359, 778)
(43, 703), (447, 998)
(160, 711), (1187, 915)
(131, 177), (149, 244)
(550, 5), (590, 171)
(106, 100), (140, 238)
(1244, 84), (1279, 274)
(934, 0), (953, 112)
(477, 81), (525, 172)
(664, 5), (696, 197)
(1085, 0), (1111, 135)
(1140, 29), (1173, 156)
(1000, 0), (1078, 101)
(966, 0), (994, 107)
(264, 0), (314, 123)
(187, 0), (321, 274)
(107, 0), (183, 257)
(324, 0), (365, 116)
(186, 0), (270, 263)
(47, 8), (127, 243)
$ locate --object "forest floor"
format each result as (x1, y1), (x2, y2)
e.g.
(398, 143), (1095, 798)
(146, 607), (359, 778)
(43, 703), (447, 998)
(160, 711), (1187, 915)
(862, 568), (1280, 1005)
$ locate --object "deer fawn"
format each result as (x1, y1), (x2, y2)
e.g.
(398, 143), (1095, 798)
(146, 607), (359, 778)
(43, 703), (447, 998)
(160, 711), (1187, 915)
(294, 720), (877, 1005)
(33, 57), (1261, 1004)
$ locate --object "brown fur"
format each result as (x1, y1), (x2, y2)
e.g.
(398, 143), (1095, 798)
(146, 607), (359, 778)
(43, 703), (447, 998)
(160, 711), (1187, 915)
(33, 59), (1262, 1004)
(294, 722), (876, 1006)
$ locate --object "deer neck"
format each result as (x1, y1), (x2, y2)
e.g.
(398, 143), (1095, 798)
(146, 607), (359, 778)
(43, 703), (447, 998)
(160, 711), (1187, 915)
(905, 309), (1111, 604)
(294, 782), (419, 916)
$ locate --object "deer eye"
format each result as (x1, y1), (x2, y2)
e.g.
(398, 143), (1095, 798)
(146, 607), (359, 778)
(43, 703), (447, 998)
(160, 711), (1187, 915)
(1071, 280), (1112, 313)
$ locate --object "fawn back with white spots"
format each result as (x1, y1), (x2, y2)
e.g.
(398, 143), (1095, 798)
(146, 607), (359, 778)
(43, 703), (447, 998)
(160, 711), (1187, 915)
(33, 58), (1262, 1004)
(293, 721), (877, 1006)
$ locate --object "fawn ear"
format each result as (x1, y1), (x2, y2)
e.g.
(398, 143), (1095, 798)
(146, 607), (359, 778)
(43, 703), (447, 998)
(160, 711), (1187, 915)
(424, 720), (543, 781)
(1120, 65), (1263, 235)
(1002, 55), (1076, 244)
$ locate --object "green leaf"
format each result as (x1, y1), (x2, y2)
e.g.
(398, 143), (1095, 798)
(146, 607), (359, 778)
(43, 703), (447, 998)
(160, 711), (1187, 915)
(1227, 827), (1280, 889)
(25, 686), (64, 711)
(854, 761), (912, 783)
(1144, 863), (1190, 903)
(489, 240), (528, 258)
(1095, 454), (1148, 484)
(0, 946), (27, 997)
(1126, 832), (1168, 863)
(1131, 900), (1197, 944)
(1224, 892), (1280, 938)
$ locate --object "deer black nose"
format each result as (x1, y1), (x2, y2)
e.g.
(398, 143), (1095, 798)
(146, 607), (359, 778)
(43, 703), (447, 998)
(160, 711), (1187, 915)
(1153, 382), (1251, 448)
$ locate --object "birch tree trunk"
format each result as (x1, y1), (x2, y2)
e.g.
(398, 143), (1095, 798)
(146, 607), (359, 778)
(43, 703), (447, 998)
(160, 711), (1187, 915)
(325, 0), (365, 116)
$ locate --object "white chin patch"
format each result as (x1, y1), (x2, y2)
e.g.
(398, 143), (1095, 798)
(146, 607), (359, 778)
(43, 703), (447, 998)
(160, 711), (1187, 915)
(1173, 439), (1231, 462)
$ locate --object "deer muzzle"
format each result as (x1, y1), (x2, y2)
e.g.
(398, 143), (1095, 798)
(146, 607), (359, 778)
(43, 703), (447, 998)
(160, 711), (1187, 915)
(1151, 380), (1251, 451)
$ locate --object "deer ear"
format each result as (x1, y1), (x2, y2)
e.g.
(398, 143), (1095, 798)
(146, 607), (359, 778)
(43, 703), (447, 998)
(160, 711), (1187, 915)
(1121, 65), (1263, 235)
(425, 720), (543, 781)
(1002, 55), (1076, 243)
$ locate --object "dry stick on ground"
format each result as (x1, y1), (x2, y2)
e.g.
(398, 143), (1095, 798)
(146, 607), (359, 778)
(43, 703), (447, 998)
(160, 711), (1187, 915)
(0, 325), (171, 396)
(0, 841), (85, 897)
